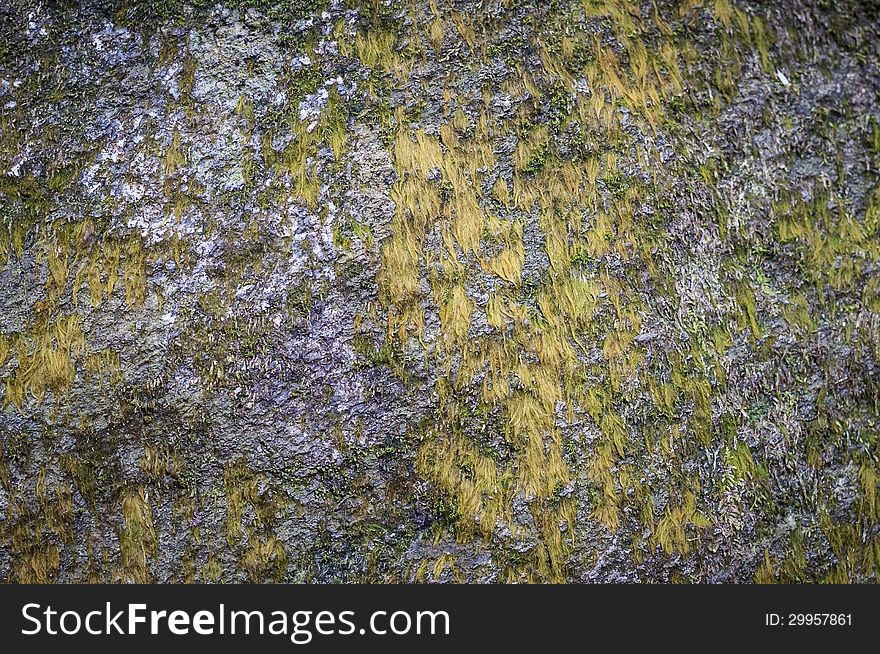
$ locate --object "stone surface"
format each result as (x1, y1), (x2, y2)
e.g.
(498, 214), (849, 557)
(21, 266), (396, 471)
(0, 0), (879, 583)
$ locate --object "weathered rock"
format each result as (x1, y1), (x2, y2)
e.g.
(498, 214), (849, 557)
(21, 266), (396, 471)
(1, 0), (879, 583)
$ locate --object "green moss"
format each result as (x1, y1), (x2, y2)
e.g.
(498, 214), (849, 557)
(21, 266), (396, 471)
(287, 65), (323, 102)
(222, 457), (289, 581)
(119, 486), (158, 582)
(731, 279), (761, 338)
(116, 0), (330, 26)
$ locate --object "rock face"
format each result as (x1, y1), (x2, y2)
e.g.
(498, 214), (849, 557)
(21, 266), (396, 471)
(0, 0), (878, 583)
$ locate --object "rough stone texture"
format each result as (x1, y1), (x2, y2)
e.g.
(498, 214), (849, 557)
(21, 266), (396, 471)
(0, 0), (878, 583)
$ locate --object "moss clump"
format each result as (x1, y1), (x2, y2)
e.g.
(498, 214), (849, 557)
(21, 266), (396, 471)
(223, 458), (289, 581)
(119, 487), (158, 583)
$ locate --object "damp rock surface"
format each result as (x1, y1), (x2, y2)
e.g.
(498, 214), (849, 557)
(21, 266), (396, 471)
(0, 0), (879, 583)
